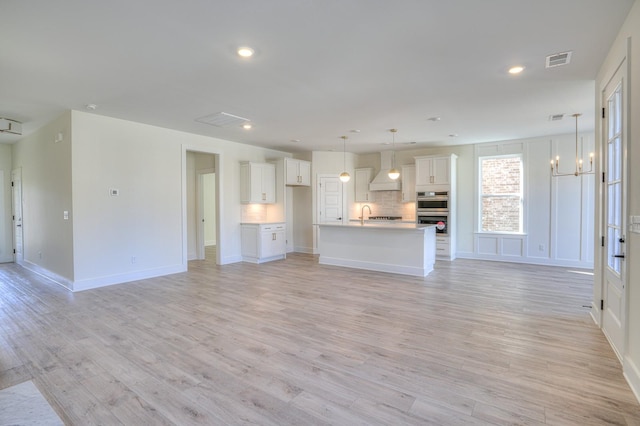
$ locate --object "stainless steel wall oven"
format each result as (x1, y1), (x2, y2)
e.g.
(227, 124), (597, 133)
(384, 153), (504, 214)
(416, 191), (449, 234)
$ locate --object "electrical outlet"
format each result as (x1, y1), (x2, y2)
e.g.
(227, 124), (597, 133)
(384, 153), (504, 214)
(38, 251), (42, 259)
(538, 244), (545, 252)
(131, 256), (136, 264)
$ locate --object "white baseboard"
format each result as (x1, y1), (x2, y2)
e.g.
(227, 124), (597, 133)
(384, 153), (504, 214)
(293, 245), (314, 254)
(455, 252), (594, 269)
(72, 264), (186, 292)
(319, 256), (433, 277)
(624, 356), (640, 405)
(18, 260), (73, 290)
(220, 255), (242, 265)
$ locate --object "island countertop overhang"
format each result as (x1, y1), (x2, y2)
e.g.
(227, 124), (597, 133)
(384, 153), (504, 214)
(316, 222), (435, 231)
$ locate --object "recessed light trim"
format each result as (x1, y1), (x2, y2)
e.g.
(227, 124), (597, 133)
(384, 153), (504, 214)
(237, 47), (254, 58)
(242, 123), (252, 130)
(508, 65), (525, 74)
(427, 116), (441, 122)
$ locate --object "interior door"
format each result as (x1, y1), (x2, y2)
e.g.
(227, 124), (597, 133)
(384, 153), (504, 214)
(602, 64), (627, 359)
(11, 168), (23, 263)
(318, 176), (343, 223)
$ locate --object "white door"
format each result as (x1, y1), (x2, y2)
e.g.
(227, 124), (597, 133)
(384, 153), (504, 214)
(602, 64), (627, 359)
(11, 168), (23, 263)
(318, 176), (343, 223)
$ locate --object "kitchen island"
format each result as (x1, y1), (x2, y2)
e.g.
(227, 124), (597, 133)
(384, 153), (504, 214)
(317, 222), (436, 277)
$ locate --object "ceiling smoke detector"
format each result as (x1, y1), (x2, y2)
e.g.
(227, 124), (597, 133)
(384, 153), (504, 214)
(549, 114), (565, 121)
(196, 112), (251, 128)
(546, 51), (572, 68)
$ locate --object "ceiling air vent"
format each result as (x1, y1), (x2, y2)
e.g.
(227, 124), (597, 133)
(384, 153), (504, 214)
(0, 117), (22, 135)
(195, 112), (250, 127)
(546, 51), (572, 68)
(549, 114), (564, 121)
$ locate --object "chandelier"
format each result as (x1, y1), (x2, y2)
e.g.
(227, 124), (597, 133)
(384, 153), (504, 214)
(550, 113), (594, 177)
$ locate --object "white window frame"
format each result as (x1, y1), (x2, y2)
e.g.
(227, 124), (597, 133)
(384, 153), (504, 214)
(478, 153), (524, 234)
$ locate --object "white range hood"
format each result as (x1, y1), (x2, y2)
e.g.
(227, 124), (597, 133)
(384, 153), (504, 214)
(369, 151), (401, 191)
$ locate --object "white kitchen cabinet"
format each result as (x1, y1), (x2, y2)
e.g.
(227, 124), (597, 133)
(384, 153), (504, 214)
(436, 235), (455, 260)
(401, 165), (416, 202)
(415, 154), (457, 192)
(241, 223), (286, 263)
(355, 168), (375, 202)
(240, 162), (276, 204)
(285, 158), (311, 186)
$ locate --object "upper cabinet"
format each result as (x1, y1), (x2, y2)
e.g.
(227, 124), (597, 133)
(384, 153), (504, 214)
(415, 154), (457, 191)
(285, 158), (311, 186)
(240, 161), (276, 204)
(355, 168), (375, 202)
(401, 165), (416, 202)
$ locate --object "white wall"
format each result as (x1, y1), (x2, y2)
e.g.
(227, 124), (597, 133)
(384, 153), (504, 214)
(11, 112), (74, 285)
(0, 145), (13, 263)
(595, 0), (640, 403)
(9, 110), (290, 290)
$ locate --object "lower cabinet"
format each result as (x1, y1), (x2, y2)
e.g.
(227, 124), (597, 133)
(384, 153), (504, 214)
(241, 223), (286, 263)
(435, 235), (456, 261)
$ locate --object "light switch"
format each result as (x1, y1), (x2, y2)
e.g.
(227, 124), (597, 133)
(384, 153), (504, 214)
(63, 211), (69, 220)
(630, 215), (640, 234)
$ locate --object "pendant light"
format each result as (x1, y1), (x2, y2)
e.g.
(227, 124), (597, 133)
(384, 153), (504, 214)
(388, 128), (400, 180)
(550, 113), (594, 177)
(339, 136), (351, 183)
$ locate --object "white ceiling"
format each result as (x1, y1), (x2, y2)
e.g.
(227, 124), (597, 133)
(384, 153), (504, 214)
(0, 0), (634, 153)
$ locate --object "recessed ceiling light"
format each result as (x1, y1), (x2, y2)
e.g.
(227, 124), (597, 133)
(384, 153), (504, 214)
(242, 123), (252, 130)
(85, 104), (97, 110)
(449, 134), (458, 138)
(427, 116), (441, 122)
(350, 129), (360, 133)
(508, 65), (525, 74)
(290, 139), (301, 143)
(237, 47), (254, 58)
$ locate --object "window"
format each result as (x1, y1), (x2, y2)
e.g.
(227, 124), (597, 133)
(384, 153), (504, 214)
(479, 155), (523, 233)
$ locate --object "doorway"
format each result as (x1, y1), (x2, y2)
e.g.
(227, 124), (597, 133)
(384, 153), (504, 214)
(318, 175), (345, 224)
(601, 60), (628, 360)
(11, 168), (23, 264)
(184, 150), (220, 267)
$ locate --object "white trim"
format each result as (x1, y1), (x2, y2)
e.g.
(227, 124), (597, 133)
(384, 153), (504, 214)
(17, 260), (73, 290)
(623, 356), (640, 405)
(293, 245), (314, 254)
(220, 255), (242, 265)
(72, 264), (186, 292)
(455, 251), (594, 269)
(319, 256), (433, 277)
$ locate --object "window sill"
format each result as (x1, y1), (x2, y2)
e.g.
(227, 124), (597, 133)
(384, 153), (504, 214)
(474, 232), (527, 236)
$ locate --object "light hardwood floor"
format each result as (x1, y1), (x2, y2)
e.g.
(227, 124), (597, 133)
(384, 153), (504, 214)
(1, 250), (639, 425)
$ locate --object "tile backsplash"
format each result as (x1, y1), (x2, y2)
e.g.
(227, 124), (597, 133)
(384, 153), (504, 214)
(352, 191), (416, 221)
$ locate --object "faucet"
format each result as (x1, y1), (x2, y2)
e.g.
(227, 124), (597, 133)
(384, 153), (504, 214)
(361, 205), (372, 225)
